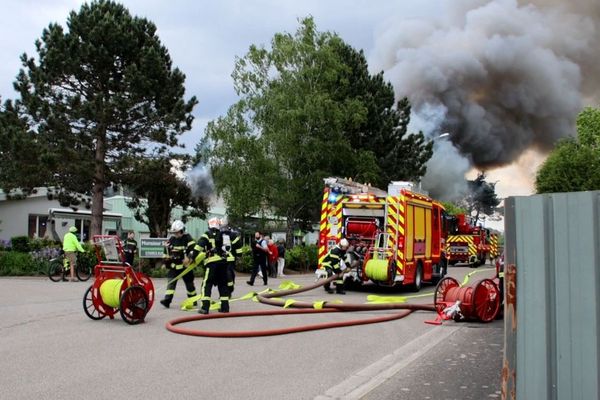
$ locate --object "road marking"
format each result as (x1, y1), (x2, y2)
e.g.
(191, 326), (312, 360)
(314, 324), (461, 400)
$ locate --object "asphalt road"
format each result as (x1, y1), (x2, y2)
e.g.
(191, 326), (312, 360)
(0, 264), (502, 400)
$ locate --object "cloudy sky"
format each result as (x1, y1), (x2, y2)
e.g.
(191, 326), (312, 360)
(0, 0), (430, 146)
(3, 0), (594, 214)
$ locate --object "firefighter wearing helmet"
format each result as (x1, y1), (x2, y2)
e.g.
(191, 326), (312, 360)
(219, 217), (243, 295)
(321, 238), (350, 294)
(197, 217), (231, 314)
(159, 220), (202, 308)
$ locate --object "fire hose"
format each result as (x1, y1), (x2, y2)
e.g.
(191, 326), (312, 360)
(166, 275), (435, 338)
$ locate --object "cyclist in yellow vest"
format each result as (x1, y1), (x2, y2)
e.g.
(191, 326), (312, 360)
(63, 226), (84, 282)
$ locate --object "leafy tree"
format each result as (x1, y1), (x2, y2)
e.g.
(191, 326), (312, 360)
(460, 172), (501, 223)
(9, 0), (197, 237)
(441, 201), (467, 216)
(200, 17), (431, 243)
(576, 107), (600, 149)
(332, 44), (433, 187)
(0, 100), (50, 197)
(123, 155), (207, 237)
(536, 107), (600, 193)
(535, 139), (600, 193)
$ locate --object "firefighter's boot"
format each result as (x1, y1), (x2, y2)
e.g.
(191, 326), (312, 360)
(219, 300), (230, 313)
(335, 281), (346, 295)
(324, 283), (334, 294)
(159, 299), (171, 309)
(198, 300), (210, 314)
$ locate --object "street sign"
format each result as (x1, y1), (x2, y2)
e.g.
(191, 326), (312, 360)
(139, 237), (168, 258)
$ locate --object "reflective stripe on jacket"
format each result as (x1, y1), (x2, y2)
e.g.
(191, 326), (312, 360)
(63, 232), (84, 252)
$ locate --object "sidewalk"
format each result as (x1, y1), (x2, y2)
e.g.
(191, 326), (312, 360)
(353, 320), (503, 400)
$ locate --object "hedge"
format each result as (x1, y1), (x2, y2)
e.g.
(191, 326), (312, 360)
(0, 243), (320, 276)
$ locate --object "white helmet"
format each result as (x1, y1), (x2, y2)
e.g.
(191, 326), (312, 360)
(208, 217), (222, 229)
(339, 238), (349, 249)
(170, 220), (185, 233)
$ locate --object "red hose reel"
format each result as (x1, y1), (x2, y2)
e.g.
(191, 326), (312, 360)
(432, 276), (501, 323)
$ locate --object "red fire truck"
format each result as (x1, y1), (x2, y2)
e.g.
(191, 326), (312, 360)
(445, 214), (496, 267)
(318, 177), (450, 291)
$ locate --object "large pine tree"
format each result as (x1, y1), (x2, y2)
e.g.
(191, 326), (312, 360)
(11, 0), (197, 236)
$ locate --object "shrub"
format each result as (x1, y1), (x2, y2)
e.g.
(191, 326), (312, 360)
(29, 238), (60, 251)
(0, 239), (11, 251)
(30, 246), (62, 275)
(285, 244), (318, 271)
(0, 251), (35, 276)
(11, 236), (30, 253)
(235, 245), (253, 273)
(149, 267), (168, 278)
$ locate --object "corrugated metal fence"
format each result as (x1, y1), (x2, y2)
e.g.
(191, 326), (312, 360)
(503, 191), (600, 400)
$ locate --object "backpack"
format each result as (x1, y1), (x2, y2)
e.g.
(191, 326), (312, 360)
(209, 228), (224, 255)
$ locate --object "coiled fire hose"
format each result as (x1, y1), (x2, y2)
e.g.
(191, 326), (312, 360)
(166, 275), (436, 338)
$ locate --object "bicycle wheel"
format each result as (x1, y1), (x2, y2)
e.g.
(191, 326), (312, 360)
(76, 263), (92, 281)
(48, 260), (64, 282)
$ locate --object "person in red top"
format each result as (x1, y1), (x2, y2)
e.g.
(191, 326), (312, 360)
(266, 237), (279, 278)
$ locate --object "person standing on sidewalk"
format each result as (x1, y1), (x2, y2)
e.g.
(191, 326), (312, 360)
(62, 226), (84, 282)
(277, 239), (286, 278)
(123, 231), (137, 267)
(247, 231), (270, 286)
(267, 237), (278, 278)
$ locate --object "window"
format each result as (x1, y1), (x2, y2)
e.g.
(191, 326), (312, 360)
(28, 215), (48, 238)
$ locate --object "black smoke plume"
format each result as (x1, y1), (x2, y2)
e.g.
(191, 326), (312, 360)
(371, 0), (600, 200)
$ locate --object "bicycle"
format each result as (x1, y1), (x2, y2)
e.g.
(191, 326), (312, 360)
(48, 253), (93, 282)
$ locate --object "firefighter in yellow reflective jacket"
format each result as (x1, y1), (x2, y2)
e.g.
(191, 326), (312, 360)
(159, 220), (201, 308)
(198, 218), (230, 314)
(221, 222), (243, 295)
(321, 238), (350, 294)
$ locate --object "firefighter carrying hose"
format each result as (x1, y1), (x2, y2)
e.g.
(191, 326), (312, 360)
(159, 220), (201, 309)
(198, 218), (231, 314)
(220, 219), (243, 294)
(322, 238), (350, 294)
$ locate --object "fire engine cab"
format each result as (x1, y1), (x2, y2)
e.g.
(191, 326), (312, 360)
(318, 177), (449, 291)
(446, 214), (498, 267)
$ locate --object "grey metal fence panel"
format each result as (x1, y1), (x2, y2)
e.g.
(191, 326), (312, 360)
(504, 191), (600, 400)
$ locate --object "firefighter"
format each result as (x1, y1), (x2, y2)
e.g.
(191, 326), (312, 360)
(159, 220), (201, 309)
(321, 238), (350, 294)
(123, 231), (137, 267)
(198, 218), (230, 314)
(220, 220), (243, 295)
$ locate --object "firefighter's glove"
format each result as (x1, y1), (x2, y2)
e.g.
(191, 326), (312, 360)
(443, 300), (462, 319)
(315, 269), (328, 281)
(183, 257), (191, 267)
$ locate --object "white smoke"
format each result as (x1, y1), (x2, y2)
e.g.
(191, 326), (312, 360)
(186, 165), (214, 199)
(371, 0), (600, 198)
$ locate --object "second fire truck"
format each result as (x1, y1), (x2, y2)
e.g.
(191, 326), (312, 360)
(445, 214), (499, 267)
(318, 177), (450, 291)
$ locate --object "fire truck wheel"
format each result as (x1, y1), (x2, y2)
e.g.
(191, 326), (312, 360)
(410, 263), (423, 292)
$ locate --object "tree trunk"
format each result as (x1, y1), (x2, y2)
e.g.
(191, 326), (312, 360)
(285, 214), (294, 248)
(90, 127), (107, 239)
